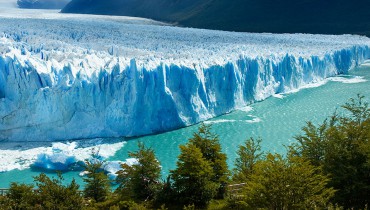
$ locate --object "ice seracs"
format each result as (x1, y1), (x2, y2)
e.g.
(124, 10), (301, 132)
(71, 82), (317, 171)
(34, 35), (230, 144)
(0, 9), (370, 141)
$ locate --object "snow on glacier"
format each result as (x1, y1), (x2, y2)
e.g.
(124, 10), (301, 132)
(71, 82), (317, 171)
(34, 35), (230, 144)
(0, 0), (16, 8)
(0, 9), (370, 141)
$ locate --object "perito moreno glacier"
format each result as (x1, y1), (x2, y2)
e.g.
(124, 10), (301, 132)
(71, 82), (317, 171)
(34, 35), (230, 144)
(0, 9), (370, 141)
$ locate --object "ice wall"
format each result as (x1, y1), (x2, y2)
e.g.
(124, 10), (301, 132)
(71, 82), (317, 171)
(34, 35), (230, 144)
(0, 11), (370, 141)
(1, 46), (369, 141)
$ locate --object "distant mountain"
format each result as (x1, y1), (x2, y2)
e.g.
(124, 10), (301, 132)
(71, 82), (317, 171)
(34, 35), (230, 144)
(62, 0), (370, 36)
(62, 0), (210, 22)
(18, 0), (70, 9)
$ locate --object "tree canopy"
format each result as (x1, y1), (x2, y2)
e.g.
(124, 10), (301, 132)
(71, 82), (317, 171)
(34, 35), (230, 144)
(241, 152), (335, 209)
(116, 142), (162, 201)
(170, 143), (218, 207)
(188, 124), (229, 198)
(83, 157), (111, 202)
(232, 137), (263, 183)
(295, 94), (370, 209)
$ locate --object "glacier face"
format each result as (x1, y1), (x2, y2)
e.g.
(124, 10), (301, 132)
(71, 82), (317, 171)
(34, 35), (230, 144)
(0, 9), (370, 141)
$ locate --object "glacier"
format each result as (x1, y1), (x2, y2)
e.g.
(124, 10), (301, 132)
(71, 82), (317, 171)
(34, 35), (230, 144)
(0, 9), (370, 141)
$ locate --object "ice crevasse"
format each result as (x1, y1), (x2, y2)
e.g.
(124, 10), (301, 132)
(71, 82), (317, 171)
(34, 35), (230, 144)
(0, 14), (370, 141)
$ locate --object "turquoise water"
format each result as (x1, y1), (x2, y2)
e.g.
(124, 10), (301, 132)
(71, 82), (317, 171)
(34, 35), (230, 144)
(0, 64), (369, 188)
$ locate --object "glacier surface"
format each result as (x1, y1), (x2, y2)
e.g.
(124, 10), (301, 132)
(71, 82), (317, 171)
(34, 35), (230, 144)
(0, 9), (370, 141)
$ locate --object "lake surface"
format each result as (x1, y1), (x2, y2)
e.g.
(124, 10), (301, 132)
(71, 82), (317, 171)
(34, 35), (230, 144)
(0, 63), (369, 188)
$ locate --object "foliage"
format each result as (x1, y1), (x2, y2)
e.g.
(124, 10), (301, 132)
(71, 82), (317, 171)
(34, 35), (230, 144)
(241, 152), (335, 209)
(206, 199), (228, 210)
(86, 199), (150, 210)
(0, 174), (83, 209)
(1, 183), (39, 209)
(117, 200), (149, 210)
(295, 94), (370, 208)
(116, 142), (162, 202)
(294, 120), (329, 167)
(83, 157), (111, 202)
(226, 198), (249, 210)
(152, 175), (174, 206)
(85, 195), (121, 210)
(0, 195), (11, 210)
(34, 173), (83, 209)
(232, 137), (263, 182)
(189, 124), (229, 198)
(171, 144), (218, 207)
(182, 203), (195, 210)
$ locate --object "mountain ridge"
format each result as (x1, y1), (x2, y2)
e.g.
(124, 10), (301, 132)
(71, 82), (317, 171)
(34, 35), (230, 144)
(18, 0), (70, 9)
(61, 0), (370, 36)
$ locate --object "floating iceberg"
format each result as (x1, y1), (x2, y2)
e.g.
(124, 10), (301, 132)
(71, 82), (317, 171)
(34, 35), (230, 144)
(0, 140), (125, 172)
(33, 153), (80, 171)
(0, 9), (370, 141)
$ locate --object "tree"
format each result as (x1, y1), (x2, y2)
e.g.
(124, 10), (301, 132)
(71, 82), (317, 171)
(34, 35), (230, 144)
(4, 183), (39, 209)
(242, 152), (335, 209)
(34, 173), (83, 209)
(188, 124), (229, 198)
(116, 142), (162, 201)
(170, 144), (218, 207)
(0, 174), (83, 209)
(295, 95), (370, 209)
(294, 120), (328, 167)
(83, 157), (111, 202)
(232, 137), (263, 182)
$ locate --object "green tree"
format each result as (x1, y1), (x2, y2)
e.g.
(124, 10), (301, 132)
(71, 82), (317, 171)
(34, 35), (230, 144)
(242, 152), (335, 209)
(295, 120), (328, 167)
(296, 95), (370, 209)
(170, 144), (218, 207)
(0, 195), (11, 210)
(116, 142), (162, 201)
(34, 173), (83, 210)
(153, 175), (174, 206)
(5, 183), (39, 209)
(83, 158), (111, 202)
(232, 137), (263, 182)
(188, 124), (229, 198)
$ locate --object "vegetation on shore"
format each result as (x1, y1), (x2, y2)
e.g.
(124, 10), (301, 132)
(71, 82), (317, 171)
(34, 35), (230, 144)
(0, 95), (369, 209)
